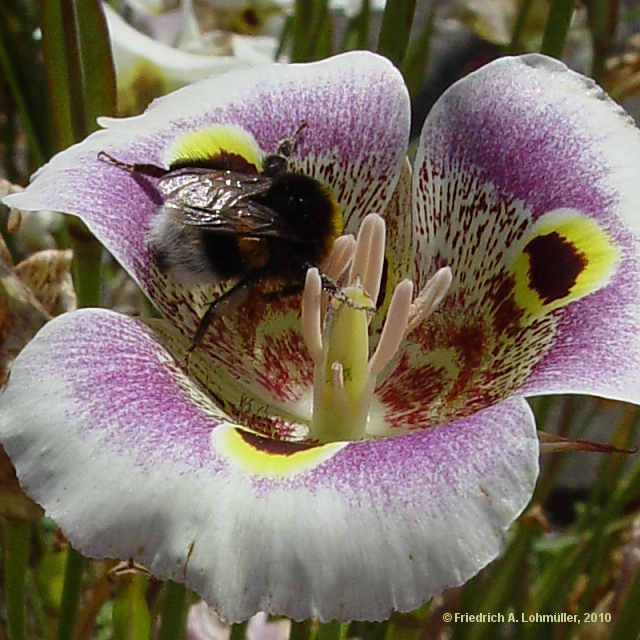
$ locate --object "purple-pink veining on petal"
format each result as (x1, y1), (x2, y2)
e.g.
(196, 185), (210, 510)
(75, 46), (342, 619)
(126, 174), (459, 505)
(245, 397), (535, 513)
(409, 56), (640, 410)
(45, 311), (225, 472)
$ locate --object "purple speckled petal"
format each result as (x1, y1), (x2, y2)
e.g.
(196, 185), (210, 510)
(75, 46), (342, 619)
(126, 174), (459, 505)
(375, 54), (640, 433)
(4, 51), (408, 286)
(369, 159), (415, 342)
(1, 309), (537, 622)
(4, 51), (409, 410)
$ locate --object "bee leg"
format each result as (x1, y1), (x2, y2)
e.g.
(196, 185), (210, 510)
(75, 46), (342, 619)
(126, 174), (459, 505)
(261, 282), (304, 302)
(301, 264), (373, 312)
(184, 275), (262, 370)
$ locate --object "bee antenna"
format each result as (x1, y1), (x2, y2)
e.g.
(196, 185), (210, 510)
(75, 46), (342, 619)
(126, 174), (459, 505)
(293, 121), (309, 140)
(98, 151), (134, 171)
(277, 121), (309, 158)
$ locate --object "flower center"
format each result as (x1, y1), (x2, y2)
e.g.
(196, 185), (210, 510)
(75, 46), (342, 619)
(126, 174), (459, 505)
(301, 214), (452, 443)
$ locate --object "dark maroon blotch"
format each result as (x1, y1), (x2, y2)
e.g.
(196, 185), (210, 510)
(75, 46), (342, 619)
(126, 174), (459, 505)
(238, 429), (320, 456)
(524, 232), (586, 304)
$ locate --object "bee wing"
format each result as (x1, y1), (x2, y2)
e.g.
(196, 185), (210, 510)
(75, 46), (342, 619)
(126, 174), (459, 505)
(158, 168), (270, 203)
(159, 169), (296, 239)
(175, 201), (285, 237)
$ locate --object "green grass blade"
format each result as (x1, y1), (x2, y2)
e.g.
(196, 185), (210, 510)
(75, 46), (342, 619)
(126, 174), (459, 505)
(157, 581), (188, 640)
(290, 620), (314, 640)
(316, 621), (349, 640)
(586, 0), (614, 83)
(4, 519), (31, 640)
(42, 0), (116, 145)
(291, 0), (314, 62)
(377, 0), (416, 67)
(349, 621), (389, 640)
(229, 621), (248, 640)
(342, 0), (371, 51)
(309, 0), (332, 61)
(113, 576), (151, 640)
(73, 0), (116, 131)
(0, 21), (45, 166)
(401, 7), (434, 100)
(540, 0), (576, 59)
(611, 568), (640, 640)
(508, 0), (534, 53)
(41, 0), (80, 148)
(55, 547), (86, 640)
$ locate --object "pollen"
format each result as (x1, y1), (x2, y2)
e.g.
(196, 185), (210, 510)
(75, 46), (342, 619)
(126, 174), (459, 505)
(302, 214), (452, 443)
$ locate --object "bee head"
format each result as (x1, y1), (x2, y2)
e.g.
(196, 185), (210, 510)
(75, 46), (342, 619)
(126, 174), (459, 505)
(262, 153), (288, 177)
(262, 122), (309, 177)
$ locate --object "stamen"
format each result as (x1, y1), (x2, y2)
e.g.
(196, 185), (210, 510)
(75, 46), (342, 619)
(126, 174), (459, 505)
(304, 213), (453, 443)
(322, 234), (356, 281)
(349, 214), (386, 302)
(406, 267), (452, 335)
(368, 279), (413, 377)
(301, 268), (323, 363)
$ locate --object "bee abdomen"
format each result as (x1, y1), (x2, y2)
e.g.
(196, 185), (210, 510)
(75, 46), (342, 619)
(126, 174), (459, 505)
(147, 209), (219, 285)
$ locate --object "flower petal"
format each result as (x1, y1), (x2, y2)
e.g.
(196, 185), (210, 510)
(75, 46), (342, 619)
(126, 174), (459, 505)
(390, 54), (640, 431)
(0, 308), (538, 621)
(4, 50), (408, 287)
(105, 4), (261, 97)
(370, 158), (415, 341)
(4, 52), (409, 406)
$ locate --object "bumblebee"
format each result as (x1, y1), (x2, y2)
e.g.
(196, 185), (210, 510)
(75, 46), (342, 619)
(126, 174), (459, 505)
(98, 123), (343, 353)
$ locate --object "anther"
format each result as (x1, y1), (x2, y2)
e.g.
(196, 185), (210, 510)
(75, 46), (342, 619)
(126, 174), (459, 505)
(406, 267), (452, 335)
(349, 214), (386, 302)
(301, 268), (323, 362)
(322, 234), (356, 282)
(369, 279), (413, 377)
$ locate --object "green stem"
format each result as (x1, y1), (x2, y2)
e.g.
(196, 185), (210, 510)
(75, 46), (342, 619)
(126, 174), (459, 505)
(56, 547), (86, 640)
(4, 519), (31, 640)
(377, 0), (416, 67)
(351, 621), (389, 640)
(611, 567), (640, 640)
(343, 0), (370, 51)
(540, 0), (576, 59)
(229, 621), (248, 640)
(308, 0), (331, 61)
(68, 218), (103, 308)
(400, 7), (435, 100)
(0, 22), (45, 166)
(291, 0), (313, 62)
(290, 620), (314, 640)
(157, 581), (188, 640)
(316, 622), (349, 639)
(59, 1), (86, 143)
(507, 0), (534, 53)
(587, 0), (613, 83)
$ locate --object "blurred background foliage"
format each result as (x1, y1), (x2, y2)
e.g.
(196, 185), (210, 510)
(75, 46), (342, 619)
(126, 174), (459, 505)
(1, 1), (640, 639)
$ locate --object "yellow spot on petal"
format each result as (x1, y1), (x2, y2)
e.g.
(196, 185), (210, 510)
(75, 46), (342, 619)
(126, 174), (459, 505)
(211, 424), (347, 478)
(511, 208), (620, 319)
(164, 124), (263, 171)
